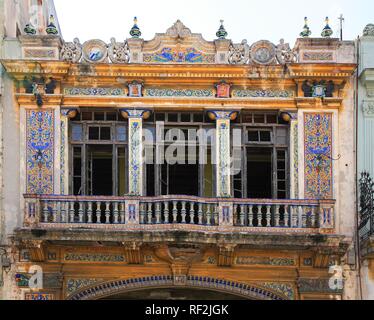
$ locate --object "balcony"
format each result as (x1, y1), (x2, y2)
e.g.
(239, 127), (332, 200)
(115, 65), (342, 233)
(23, 194), (335, 234)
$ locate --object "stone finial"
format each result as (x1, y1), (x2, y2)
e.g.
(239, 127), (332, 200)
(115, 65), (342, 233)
(363, 24), (374, 37)
(24, 23), (37, 35)
(300, 17), (312, 38)
(216, 20), (228, 40)
(321, 17), (333, 38)
(46, 14), (59, 35)
(130, 16), (142, 38)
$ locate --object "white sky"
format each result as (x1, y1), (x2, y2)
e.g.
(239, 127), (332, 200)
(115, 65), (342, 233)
(54, 0), (374, 45)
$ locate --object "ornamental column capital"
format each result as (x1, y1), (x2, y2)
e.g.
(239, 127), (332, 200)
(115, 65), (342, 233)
(207, 110), (239, 121)
(120, 108), (152, 119)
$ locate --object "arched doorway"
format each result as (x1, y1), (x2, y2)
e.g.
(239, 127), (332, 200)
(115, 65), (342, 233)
(68, 275), (289, 300)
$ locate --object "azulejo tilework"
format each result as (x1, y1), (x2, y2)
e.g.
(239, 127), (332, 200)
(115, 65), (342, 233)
(26, 110), (54, 194)
(64, 253), (126, 262)
(260, 282), (295, 300)
(144, 88), (214, 97)
(68, 275), (289, 300)
(63, 87), (125, 96)
(143, 47), (215, 63)
(66, 279), (104, 297)
(304, 113), (333, 199)
(232, 89), (294, 98)
(217, 118), (231, 197)
(128, 118), (142, 196)
(25, 293), (54, 300)
(235, 256), (296, 266)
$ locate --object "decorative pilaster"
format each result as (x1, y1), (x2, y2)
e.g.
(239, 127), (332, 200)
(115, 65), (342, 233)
(209, 111), (238, 198)
(290, 115), (299, 199)
(121, 109), (151, 196)
(60, 109), (77, 195)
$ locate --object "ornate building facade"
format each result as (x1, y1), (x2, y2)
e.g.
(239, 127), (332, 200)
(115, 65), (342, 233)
(0, 2), (361, 300)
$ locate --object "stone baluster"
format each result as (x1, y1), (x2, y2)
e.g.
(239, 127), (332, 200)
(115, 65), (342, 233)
(96, 201), (101, 224)
(56, 201), (62, 223)
(52, 201), (57, 223)
(189, 202), (195, 224)
(172, 201), (178, 223)
(239, 205), (245, 226)
(113, 202), (119, 224)
(198, 203), (203, 225)
(139, 203), (145, 224)
(292, 206), (298, 227)
(206, 204), (212, 226)
(155, 202), (161, 224)
(214, 205), (219, 225)
(298, 205), (303, 228)
(266, 205), (271, 227)
(164, 202), (170, 224)
(69, 202), (75, 223)
(258, 205), (263, 227)
(248, 205), (254, 227)
(78, 201), (84, 223)
(120, 202), (126, 224)
(105, 202), (111, 224)
(61, 201), (67, 223)
(284, 205), (289, 227)
(43, 201), (49, 223)
(181, 201), (187, 224)
(275, 205), (280, 227)
(87, 201), (93, 223)
(147, 203), (153, 224)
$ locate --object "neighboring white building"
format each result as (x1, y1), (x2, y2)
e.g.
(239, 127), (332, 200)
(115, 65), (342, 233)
(357, 23), (374, 300)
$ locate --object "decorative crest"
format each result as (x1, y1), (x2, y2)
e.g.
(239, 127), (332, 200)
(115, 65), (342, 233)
(300, 17), (312, 38)
(130, 17), (142, 38)
(24, 23), (36, 35)
(321, 17), (333, 38)
(166, 20), (192, 39)
(61, 38), (83, 63)
(108, 38), (130, 63)
(228, 40), (250, 64)
(46, 14), (58, 35)
(216, 20), (228, 40)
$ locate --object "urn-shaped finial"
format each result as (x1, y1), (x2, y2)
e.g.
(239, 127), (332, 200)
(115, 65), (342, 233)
(130, 16), (142, 38)
(24, 23), (37, 35)
(46, 14), (58, 35)
(300, 17), (312, 38)
(321, 16), (333, 38)
(216, 19), (228, 39)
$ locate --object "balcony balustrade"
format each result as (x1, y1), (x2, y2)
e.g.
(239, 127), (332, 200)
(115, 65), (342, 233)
(23, 195), (335, 233)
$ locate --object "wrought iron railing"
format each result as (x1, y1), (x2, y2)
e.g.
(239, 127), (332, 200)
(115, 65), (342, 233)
(23, 194), (335, 232)
(359, 172), (374, 241)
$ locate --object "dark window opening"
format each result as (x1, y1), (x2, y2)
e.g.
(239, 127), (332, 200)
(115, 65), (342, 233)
(246, 148), (272, 199)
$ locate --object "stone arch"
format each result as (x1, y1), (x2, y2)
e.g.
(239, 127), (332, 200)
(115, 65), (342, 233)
(67, 275), (290, 300)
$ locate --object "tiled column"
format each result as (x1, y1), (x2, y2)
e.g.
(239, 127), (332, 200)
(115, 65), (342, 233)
(121, 109), (151, 196)
(209, 111), (237, 198)
(290, 114), (299, 199)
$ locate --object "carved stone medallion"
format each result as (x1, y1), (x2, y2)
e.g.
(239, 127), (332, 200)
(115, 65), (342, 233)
(82, 39), (108, 63)
(250, 40), (276, 65)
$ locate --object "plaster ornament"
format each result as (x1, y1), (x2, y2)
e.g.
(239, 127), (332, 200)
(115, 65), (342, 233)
(228, 40), (250, 64)
(321, 17), (333, 38)
(300, 17), (312, 38)
(250, 40), (276, 65)
(216, 20), (228, 39)
(276, 39), (297, 65)
(108, 38), (130, 64)
(166, 20), (192, 39)
(130, 17), (142, 38)
(82, 39), (108, 63)
(61, 38), (82, 63)
(363, 24), (374, 37)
